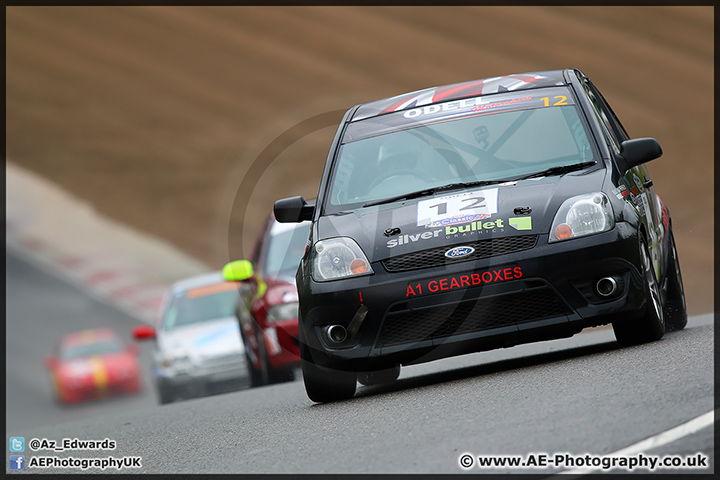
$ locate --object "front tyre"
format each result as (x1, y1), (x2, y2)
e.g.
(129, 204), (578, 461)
(248, 325), (270, 387)
(260, 334), (295, 385)
(157, 383), (175, 405)
(613, 237), (665, 345)
(300, 342), (356, 403)
(246, 350), (265, 388)
(268, 366), (295, 384)
(663, 231), (687, 331)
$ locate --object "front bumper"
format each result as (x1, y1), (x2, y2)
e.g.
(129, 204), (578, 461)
(156, 357), (249, 397)
(299, 223), (645, 371)
(263, 322), (301, 370)
(59, 375), (141, 403)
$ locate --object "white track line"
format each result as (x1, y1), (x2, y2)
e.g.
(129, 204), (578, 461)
(559, 409), (715, 475)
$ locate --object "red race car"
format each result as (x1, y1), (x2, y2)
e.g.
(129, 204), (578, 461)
(223, 216), (311, 386)
(45, 328), (143, 404)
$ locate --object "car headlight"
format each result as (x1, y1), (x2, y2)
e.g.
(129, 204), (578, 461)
(549, 192), (614, 243)
(266, 302), (299, 323)
(311, 237), (374, 282)
(161, 350), (191, 369)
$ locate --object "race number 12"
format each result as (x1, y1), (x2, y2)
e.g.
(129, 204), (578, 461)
(416, 188), (498, 227)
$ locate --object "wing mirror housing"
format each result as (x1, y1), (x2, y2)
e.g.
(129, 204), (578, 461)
(223, 260), (254, 282)
(274, 196), (314, 223)
(616, 137), (663, 174)
(132, 324), (157, 340)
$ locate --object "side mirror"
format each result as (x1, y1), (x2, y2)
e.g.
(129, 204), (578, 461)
(223, 260), (254, 282)
(616, 137), (663, 174)
(274, 196), (314, 223)
(132, 324), (157, 340)
(44, 355), (58, 370)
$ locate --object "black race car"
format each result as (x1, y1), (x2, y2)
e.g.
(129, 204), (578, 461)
(274, 68), (686, 403)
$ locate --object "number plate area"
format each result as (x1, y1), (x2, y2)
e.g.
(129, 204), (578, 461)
(416, 188), (498, 227)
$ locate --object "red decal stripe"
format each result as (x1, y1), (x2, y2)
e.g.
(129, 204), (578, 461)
(433, 80), (485, 102)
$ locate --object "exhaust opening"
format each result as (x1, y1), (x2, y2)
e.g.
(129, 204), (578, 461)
(326, 325), (348, 344)
(596, 277), (618, 297)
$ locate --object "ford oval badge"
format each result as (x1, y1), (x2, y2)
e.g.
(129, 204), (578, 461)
(444, 246), (475, 259)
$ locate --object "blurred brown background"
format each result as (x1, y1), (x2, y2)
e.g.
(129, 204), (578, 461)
(6, 6), (713, 315)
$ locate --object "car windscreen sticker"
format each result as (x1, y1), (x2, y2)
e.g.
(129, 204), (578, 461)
(344, 87), (574, 144)
(416, 188), (498, 227)
(186, 282), (238, 298)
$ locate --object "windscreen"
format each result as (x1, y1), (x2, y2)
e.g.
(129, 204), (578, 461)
(326, 87), (596, 212)
(262, 221), (311, 279)
(163, 285), (239, 330)
(61, 340), (125, 360)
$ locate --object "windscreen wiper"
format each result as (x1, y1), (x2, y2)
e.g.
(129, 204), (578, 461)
(362, 179), (511, 208)
(515, 161), (596, 181)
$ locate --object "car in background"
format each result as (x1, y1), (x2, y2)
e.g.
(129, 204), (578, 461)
(132, 271), (249, 404)
(45, 328), (142, 404)
(273, 68), (687, 402)
(222, 215), (311, 387)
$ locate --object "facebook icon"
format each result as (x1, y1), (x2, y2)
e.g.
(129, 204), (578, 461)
(9, 455), (25, 470)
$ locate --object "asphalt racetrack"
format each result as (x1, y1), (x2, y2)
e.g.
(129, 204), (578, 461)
(6, 249), (714, 474)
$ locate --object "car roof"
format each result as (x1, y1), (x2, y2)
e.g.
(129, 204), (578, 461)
(61, 328), (120, 347)
(169, 271), (230, 295)
(352, 69), (568, 122)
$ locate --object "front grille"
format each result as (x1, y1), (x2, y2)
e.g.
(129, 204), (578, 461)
(377, 287), (569, 347)
(382, 235), (538, 273)
(205, 378), (248, 394)
(198, 353), (244, 368)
